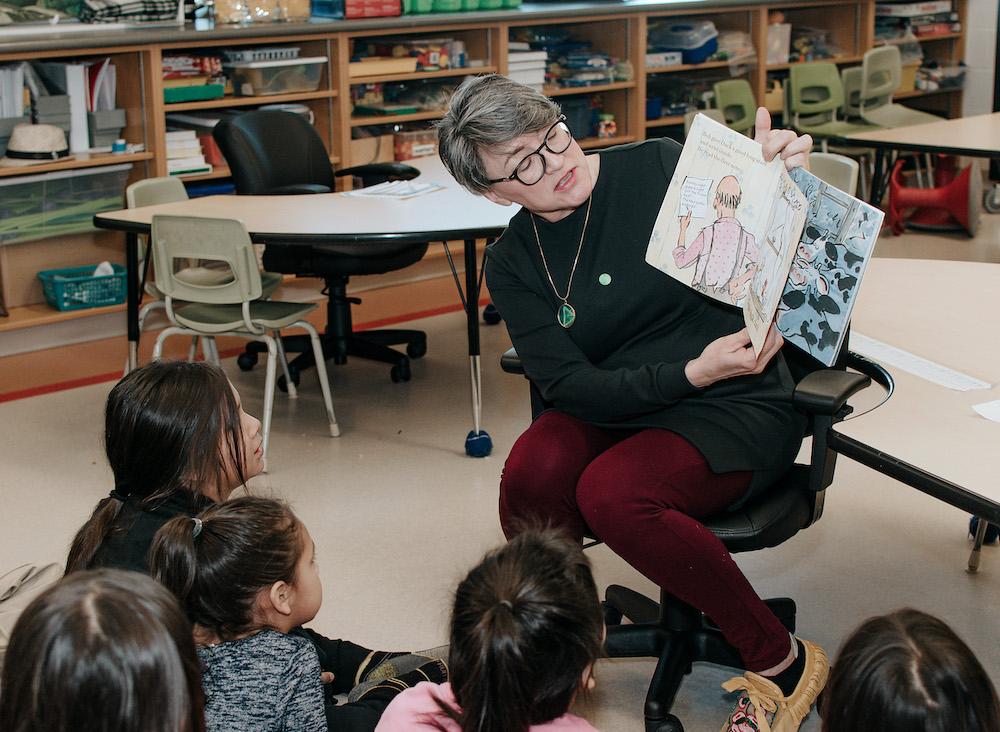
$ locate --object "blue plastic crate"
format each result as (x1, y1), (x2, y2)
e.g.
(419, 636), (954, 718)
(37, 264), (127, 312)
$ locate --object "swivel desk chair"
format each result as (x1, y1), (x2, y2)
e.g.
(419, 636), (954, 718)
(214, 110), (429, 387)
(499, 342), (891, 732)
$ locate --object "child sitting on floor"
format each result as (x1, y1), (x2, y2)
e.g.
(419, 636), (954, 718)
(0, 569), (205, 732)
(150, 496), (446, 732)
(822, 608), (1000, 732)
(375, 527), (604, 732)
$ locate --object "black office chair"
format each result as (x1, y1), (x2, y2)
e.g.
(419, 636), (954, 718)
(214, 110), (429, 385)
(500, 342), (891, 732)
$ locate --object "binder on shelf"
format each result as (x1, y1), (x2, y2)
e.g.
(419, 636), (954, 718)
(33, 62), (90, 153)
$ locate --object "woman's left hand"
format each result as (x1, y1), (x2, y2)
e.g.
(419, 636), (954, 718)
(754, 107), (811, 171)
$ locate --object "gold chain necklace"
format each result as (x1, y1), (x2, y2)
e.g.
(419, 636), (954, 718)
(529, 195), (592, 329)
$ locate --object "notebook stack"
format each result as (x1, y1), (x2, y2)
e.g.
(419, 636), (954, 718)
(506, 43), (548, 93)
(165, 128), (211, 176)
(34, 95), (72, 138)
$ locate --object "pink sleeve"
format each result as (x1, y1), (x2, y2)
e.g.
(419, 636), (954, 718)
(375, 683), (457, 732)
(674, 228), (706, 267)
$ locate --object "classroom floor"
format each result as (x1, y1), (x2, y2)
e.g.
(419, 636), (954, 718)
(1, 215), (998, 731)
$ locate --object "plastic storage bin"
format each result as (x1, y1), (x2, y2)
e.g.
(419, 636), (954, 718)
(311, 0), (344, 16)
(402, 0), (432, 12)
(560, 97), (594, 140)
(651, 20), (718, 64)
(38, 264), (127, 312)
(225, 56), (327, 97)
(0, 164), (131, 246)
(431, 0), (460, 11)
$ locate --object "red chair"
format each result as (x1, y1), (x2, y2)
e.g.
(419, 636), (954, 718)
(887, 157), (982, 237)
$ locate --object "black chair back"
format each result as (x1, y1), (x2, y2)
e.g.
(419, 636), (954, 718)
(214, 110), (336, 194)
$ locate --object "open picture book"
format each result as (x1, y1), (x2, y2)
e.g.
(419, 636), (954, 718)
(645, 113), (885, 366)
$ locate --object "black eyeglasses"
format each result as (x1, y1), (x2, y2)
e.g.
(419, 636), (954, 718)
(487, 115), (574, 186)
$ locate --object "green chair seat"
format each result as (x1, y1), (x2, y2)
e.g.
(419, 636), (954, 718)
(174, 300), (317, 333)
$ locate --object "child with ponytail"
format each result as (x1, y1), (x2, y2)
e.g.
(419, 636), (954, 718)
(375, 527), (604, 732)
(150, 496), (446, 732)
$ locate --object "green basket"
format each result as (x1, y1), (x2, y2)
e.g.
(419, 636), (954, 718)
(37, 264), (127, 312)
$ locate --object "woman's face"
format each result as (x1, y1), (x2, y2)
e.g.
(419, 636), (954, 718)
(480, 123), (596, 222)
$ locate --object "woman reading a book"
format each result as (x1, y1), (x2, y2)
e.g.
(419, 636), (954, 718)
(437, 75), (820, 732)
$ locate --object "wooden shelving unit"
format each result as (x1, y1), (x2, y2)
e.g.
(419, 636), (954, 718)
(0, 0), (971, 331)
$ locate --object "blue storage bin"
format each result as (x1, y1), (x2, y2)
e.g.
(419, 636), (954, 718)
(651, 20), (718, 65)
(38, 264), (127, 312)
(310, 0), (343, 17)
(646, 96), (663, 120)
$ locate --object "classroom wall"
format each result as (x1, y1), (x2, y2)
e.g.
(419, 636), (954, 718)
(962, 0), (998, 116)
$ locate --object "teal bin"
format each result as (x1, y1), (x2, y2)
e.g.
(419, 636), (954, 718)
(431, 0), (461, 11)
(38, 264), (127, 312)
(500, 0), (520, 7)
(402, 0), (432, 11)
(460, 0), (478, 9)
(477, 0), (501, 7)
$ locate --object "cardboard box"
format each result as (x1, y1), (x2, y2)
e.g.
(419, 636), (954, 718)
(350, 134), (395, 165)
(645, 51), (682, 69)
(896, 62), (920, 93)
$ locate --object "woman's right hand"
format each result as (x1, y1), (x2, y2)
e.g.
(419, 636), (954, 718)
(684, 326), (784, 389)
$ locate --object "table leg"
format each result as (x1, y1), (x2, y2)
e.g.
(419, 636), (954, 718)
(126, 231), (140, 373)
(967, 516), (989, 573)
(870, 147), (885, 206)
(463, 238), (492, 458)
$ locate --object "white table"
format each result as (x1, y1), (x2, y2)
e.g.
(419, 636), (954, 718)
(94, 156), (517, 456)
(831, 258), (1000, 568)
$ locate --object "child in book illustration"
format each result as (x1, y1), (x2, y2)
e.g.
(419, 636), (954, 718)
(673, 175), (760, 304)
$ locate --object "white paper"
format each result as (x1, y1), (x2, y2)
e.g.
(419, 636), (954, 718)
(342, 180), (444, 200)
(677, 176), (712, 219)
(972, 400), (1000, 423)
(851, 332), (992, 392)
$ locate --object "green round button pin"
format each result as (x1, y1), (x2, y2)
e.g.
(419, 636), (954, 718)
(599, 273), (612, 286)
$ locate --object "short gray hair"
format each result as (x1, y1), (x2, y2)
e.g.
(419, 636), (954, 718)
(436, 74), (560, 194)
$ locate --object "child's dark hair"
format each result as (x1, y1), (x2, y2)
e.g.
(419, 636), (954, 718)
(823, 608), (1000, 732)
(443, 527), (604, 732)
(0, 569), (205, 732)
(66, 361), (247, 574)
(149, 496), (303, 640)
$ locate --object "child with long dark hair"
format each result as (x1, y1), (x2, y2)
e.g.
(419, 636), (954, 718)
(0, 569), (205, 732)
(150, 496), (446, 732)
(65, 361), (438, 730)
(822, 608), (1000, 732)
(375, 527), (604, 732)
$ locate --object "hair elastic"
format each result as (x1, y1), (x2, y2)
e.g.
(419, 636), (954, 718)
(191, 518), (203, 538)
(499, 600), (514, 611)
(108, 488), (129, 502)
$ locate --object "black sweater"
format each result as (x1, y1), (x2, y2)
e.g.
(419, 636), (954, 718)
(486, 138), (807, 482)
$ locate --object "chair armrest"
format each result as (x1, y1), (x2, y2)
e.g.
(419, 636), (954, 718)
(335, 162), (420, 187)
(263, 183), (332, 195)
(500, 347), (524, 375)
(793, 369), (870, 416)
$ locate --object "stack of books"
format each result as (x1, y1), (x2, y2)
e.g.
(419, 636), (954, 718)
(507, 44), (548, 93)
(165, 129), (211, 176)
(161, 54), (225, 104)
(875, 1), (959, 40)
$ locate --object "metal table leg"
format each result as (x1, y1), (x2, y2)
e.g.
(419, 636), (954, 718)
(968, 516), (989, 573)
(126, 231), (141, 373)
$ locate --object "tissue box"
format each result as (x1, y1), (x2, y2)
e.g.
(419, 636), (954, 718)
(88, 108), (127, 148)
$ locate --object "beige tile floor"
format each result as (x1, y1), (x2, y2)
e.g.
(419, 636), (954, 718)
(2, 215), (999, 731)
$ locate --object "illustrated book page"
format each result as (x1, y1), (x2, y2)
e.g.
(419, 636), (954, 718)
(777, 167), (884, 366)
(645, 113), (807, 354)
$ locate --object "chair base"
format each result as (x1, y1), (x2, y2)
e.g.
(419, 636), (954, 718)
(602, 584), (796, 732)
(242, 328), (427, 386)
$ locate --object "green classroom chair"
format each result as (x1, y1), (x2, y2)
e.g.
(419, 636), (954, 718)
(858, 45), (942, 128)
(712, 79), (757, 135)
(151, 214), (340, 459)
(788, 62), (880, 144)
(683, 108), (726, 135)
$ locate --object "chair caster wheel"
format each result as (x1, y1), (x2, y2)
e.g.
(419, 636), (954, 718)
(602, 601), (623, 626)
(406, 340), (427, 359)
(237, 352), (258, 371)
(277, 366), (300, 393)
(483, 303), (502, 325)
(984, 186), (1000, 214)
(391, 362), (411, 383)
(649, 715), (683, 732)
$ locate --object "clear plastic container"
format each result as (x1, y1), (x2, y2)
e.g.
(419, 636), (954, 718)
(650, 20), (719, 64)
(394, 129), (438, 160)
(223, 47), (300, 63)
(225, 57), (327, 97)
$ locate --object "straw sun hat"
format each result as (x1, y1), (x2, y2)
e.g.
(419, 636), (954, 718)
(0, 124), (73, 167)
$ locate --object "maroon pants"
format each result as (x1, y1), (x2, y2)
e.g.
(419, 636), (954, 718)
(499, 410), (791, 671)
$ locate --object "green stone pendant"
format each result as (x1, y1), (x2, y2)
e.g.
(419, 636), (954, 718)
(557, 302), (576, 329)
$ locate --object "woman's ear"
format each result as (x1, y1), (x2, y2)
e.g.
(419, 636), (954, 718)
(267, 580), (293, 617)
(483, 188), (513, 207)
